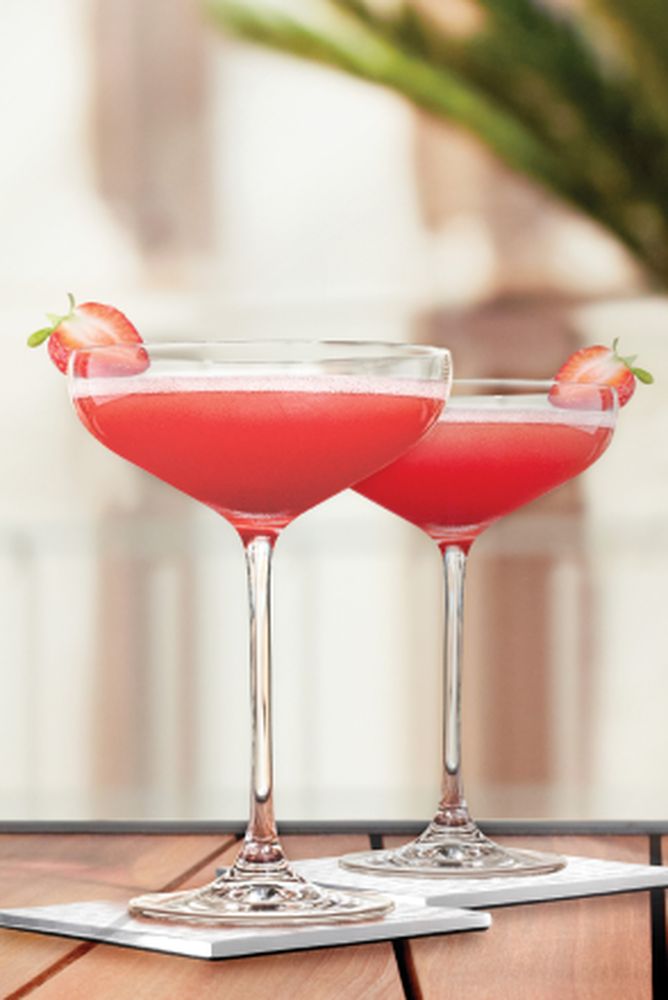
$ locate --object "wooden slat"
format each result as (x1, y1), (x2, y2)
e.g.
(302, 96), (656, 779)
(661, 834), (668, 957)
(384, 833), (652, 1000)
(0, 833), (234, 998)
(23, 835), (404, 1000)
(662, 834), (668, 864)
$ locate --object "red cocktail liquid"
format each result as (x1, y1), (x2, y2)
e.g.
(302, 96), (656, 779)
(75, 375), (443, 539)
(356, 406), (614, 550)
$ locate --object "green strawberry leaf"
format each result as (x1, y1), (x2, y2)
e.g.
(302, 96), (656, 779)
(27, 326), (54, 348)
(26, 294), (77, 350)
(631, 367), (654, 384)
(610, 338), (654, 388)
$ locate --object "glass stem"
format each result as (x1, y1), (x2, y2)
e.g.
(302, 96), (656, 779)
(435, 543), (472, 828)
(235, 534), (286, 871)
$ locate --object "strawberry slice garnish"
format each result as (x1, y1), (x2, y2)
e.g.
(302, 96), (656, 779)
(549, 338), (653, 408)
(27, 294), (147, 376)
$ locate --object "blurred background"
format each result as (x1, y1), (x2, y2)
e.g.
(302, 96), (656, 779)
(2, 0), (667, 822)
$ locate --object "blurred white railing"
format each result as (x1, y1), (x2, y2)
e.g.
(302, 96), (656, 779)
(3, 498), (664, 822)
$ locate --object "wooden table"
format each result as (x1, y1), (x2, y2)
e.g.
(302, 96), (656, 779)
(0, 822), (665, 999)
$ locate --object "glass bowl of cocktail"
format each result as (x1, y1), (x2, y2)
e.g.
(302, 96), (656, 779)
(68, 339), (451, 924)
(341, 377), (619, 878)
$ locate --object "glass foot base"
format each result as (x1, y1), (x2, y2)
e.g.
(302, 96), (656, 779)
(129, 864), (394, 926)
(340, 822), (566, 878)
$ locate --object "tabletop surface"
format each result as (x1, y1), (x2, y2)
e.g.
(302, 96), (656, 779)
(0, 823), (666, 999)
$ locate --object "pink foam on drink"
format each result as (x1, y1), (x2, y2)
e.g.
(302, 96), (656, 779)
(72, 374), (444, 400)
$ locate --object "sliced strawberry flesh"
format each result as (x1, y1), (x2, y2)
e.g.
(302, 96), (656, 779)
(548, 381), (613, 411)
(71, 343), (149, 379)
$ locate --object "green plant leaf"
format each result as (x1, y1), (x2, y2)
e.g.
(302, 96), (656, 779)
(206, 0), (668, 286)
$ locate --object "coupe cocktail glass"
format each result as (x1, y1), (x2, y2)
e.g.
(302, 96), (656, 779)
(342, 379), (617, 877)
(69, 340), (450, 923)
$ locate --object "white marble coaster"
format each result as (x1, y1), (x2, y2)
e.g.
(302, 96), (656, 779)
(294, 854), (668, 909)
(0, 895), (490, 960)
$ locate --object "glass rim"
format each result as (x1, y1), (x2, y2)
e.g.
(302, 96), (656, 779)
(451, 377), (611, 388)
(444, 377), (619, 417)
(450, 377), (618, 396)
(68, 338), (450, 362)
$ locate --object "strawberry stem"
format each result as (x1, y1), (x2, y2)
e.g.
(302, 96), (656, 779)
(26, 293), (77, 349)
(611, 338), (654, 385)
